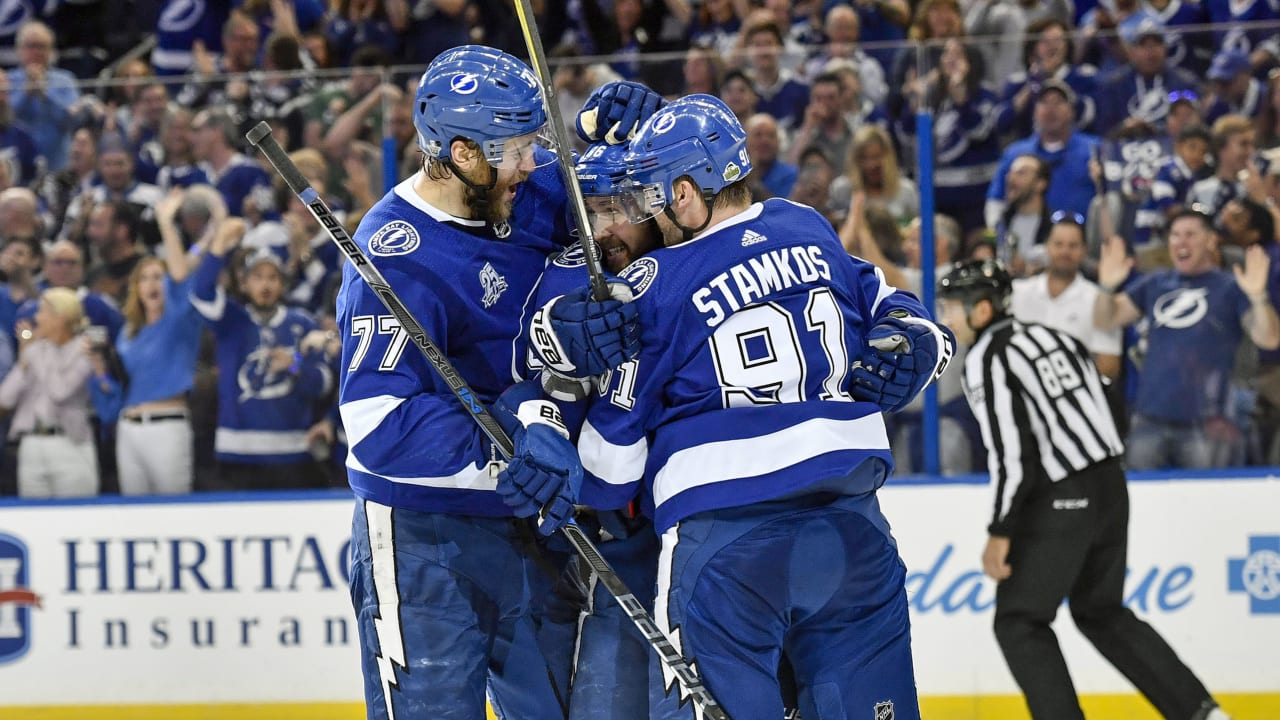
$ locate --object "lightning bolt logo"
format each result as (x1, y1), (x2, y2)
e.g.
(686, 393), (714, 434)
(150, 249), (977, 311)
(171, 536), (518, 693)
(367, 501), (407, 720)
(1152, 287), (1209, 330)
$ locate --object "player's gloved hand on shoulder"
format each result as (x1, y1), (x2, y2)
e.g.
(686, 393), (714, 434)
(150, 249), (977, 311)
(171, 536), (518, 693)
(493, 381), (582, 536)
(530, 282), (640, 380)
(851, 313), (956, 413)
(576, 81), (666, 145)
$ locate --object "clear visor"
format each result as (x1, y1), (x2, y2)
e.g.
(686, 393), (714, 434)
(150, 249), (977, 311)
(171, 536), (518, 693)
(618, 181), (668, 224)
(584, 196), (631, 233)
(485, 128), (560, 170)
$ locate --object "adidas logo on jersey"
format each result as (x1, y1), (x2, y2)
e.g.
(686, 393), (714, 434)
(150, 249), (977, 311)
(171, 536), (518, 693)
(741, 229), (767, 247)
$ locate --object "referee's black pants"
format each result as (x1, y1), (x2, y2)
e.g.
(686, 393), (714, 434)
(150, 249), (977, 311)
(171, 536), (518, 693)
(992, 458), (1213, 720)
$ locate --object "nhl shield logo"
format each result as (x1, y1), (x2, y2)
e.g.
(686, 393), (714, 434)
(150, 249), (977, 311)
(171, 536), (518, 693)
(0, 532), (39, 664)
(874, 700), (894, 720)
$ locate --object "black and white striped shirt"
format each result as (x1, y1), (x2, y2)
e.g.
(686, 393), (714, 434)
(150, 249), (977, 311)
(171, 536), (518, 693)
(962, 317), (1125, 534)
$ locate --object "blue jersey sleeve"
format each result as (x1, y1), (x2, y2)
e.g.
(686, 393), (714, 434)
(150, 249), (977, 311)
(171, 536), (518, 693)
(339, 260), (494, 483)
(188, 251), (251, 332)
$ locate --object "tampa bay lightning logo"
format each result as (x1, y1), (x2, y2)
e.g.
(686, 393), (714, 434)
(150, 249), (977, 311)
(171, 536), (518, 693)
(552, 244), (588, 268)
(368, 221), (421, 257)
(450, 73), (480, 95)
(0, 0), (33, 38)
(651, 113), (678, 135)
(621, 256), (659, 299)
(1152, 287), (1208, 330)
(158, 0), (205, 32)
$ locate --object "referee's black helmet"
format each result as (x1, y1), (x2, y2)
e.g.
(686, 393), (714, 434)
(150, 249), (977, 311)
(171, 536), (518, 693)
(937, 258), (1013, 311)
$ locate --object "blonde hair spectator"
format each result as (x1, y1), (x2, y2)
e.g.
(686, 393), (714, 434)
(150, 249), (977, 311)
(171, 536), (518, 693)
(0, 285), (97, 498)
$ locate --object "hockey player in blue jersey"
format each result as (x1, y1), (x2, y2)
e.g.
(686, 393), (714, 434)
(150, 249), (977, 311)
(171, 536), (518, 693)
(510, 94), (956, 719)
(518, 140), (663, 720)
(189, 217), (333, 489)
(338, 46), (648, 720)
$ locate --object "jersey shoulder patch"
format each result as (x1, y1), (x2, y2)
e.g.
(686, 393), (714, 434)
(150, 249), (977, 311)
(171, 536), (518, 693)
(368, 220), (422, 257)
(620, 256), (659, 299)
(552, 244), (588, 268)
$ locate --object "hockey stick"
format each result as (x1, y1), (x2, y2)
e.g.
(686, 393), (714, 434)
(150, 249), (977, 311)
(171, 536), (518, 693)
(246, 122), (730, 720)
(512, 0), (612, 303)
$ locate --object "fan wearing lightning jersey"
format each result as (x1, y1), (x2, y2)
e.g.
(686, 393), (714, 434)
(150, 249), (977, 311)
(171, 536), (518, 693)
(189, 218), (332, 489)
(530, 95), (954, 720)
(337, 46), (642, 720)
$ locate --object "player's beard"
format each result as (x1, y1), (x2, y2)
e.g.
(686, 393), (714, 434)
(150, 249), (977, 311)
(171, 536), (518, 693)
(654, 212), (692, 247)
(464, 170), (529, 226)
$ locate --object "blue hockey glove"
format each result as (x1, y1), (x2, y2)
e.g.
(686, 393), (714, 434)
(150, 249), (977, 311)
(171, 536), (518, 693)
(494, 381), (582, 536)
(575, 81), (666, 145)
(851, 314), (955, 413)
(530, 282), (640, 380)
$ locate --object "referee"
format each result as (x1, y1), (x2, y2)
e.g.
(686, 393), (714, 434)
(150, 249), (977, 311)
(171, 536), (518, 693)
(937, 258), (1229, 720)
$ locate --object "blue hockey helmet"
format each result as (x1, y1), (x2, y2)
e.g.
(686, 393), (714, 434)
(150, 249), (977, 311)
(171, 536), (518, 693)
(575, 142), (630, 197)
(618, 94), (751, 223)
(413, 45), (553, 169)
(575, 141), (633, 232)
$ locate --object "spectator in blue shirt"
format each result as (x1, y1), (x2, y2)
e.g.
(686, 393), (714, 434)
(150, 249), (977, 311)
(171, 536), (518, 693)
(1096, 211), (1280, 469)
(744, 113), (797, 200)
(89, 191), (202, 495)
(7, 21), (78, 172)
(986, 79), (1101, 230)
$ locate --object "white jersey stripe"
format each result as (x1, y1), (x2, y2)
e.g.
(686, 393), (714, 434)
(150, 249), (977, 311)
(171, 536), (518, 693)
(651, 413), (888, 507)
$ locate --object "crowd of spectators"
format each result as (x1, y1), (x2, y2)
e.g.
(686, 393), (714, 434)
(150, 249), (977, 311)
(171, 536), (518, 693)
(1, 0), (1280, 498)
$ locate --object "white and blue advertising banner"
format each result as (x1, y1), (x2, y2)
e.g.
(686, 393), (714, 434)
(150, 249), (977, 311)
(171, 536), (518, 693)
(0, 493), (363, 706)
(0, 476), (1277, 709)
(881, 475), (1280, 697)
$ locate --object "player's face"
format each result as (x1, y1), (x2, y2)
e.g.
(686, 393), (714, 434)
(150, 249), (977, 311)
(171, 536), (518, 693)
(589, 197), (661, 272)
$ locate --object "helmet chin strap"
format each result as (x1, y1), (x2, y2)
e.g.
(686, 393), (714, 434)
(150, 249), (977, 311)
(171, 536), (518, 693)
(661, 191), (717, 244)
(445, 157), (498, 220)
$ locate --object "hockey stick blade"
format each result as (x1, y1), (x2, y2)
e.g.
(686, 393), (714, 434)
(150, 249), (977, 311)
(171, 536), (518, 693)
(246, 121), (728, 719)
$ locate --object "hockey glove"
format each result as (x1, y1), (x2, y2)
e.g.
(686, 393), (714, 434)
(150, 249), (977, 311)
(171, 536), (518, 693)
(575, 81), (666, 145)
(494, 381), (582, 536)
(851, 314), (956, 413)
(530, 282), (640, 380)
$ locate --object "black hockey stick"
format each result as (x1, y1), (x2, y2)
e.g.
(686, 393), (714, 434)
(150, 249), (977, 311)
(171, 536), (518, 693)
(246, 122), (729, 720)
(512, 0), (612, 303)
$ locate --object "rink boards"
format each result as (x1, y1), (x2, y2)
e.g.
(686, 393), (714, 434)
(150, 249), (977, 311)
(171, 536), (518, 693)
(0, 473), (1276, 720)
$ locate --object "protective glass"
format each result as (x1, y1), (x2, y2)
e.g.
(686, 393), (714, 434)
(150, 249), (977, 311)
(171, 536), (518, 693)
(485, 128), (560, 170)
(618, 180), (669, 224)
